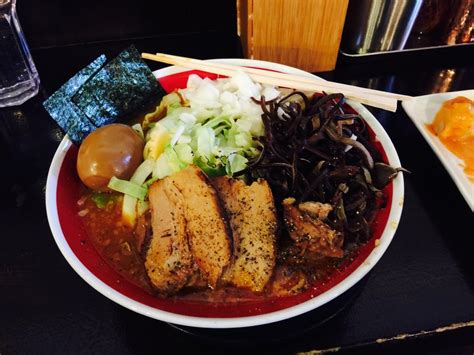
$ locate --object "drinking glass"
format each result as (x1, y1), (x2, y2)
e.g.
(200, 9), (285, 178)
(0, 0), (40, 107)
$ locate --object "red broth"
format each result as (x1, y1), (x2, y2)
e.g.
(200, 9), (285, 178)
(79, 191), (350, 303)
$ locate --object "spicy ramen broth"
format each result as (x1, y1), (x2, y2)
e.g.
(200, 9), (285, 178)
(79, 192), (356, 303)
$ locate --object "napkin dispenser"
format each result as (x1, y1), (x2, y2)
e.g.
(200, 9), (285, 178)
(237, 0), (349, 72)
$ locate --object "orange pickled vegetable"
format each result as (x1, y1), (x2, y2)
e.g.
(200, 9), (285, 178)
(427, 96), (474, 182)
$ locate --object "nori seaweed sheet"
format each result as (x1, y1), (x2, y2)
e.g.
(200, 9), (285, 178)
(42, 55), (106, 144)
(43, 45), (166, 145)
(72, 45), (165, 126)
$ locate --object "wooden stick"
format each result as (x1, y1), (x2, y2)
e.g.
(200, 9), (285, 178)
(155, 52), (412, 102)
(142, 52), (400, 112)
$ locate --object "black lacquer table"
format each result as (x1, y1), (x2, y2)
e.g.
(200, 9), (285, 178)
(1, 34), (473, 354)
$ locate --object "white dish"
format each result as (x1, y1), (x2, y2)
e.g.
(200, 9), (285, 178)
(46, 58), (404, 328)
(402, 90), (474, 211)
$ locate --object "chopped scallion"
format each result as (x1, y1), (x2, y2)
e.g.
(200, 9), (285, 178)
(108, 176), (147, 200)
(91, 192), (110, 208)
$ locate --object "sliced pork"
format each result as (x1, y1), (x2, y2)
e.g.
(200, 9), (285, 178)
(282, 198), (343, 258)
(213, 176), (277, 292)
(169, 165), (232, 288)
(145, 178), (194, 294)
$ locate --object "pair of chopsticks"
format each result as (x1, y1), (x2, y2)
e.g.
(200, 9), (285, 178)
(142, 52), (413, 112)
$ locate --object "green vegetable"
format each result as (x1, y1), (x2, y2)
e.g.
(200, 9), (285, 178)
(130, 159), (155, 184)
(91, 192), (112, 209)
(108, 176), (147, 200)
(194, 157), (226, 177)
(137, 200), (149, 216)
(167, 101), (182, 114)
(121, 159), (155, 225)
(226, 154), (248, 175)
(142, 76), (270, 181)
(203, 115), (232, 129)
(153, 153), (174, 179)
(155, 110), (257, 177)
(152, 145), (188, 179)
(122, 194), (138, 226)
(194, 126), (215, 160)
(174, 143), (194, 164)
(143, 176), (159, 188)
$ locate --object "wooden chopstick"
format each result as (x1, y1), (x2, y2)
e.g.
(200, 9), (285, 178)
(142, 52), (405, 112)
(142, 52), (397, 111)
(154, 53), (412, 102)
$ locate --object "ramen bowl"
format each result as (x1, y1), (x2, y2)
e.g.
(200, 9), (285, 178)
(46, 58), (404, 328)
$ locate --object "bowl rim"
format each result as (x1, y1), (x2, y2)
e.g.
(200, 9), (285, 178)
(45, 58), (404, 329)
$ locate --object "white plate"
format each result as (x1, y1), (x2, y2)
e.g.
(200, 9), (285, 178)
(402, 90), (474, 211)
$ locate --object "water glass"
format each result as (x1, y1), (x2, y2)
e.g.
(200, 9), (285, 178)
(0, 0), (40, 107)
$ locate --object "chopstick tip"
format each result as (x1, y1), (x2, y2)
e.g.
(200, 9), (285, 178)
(141, 52), (155, 60)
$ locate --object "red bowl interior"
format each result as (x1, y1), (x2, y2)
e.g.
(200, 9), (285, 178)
(57, 70), (393, 318)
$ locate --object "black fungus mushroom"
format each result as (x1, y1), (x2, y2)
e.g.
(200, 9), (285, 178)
(237, 91), (407, 246)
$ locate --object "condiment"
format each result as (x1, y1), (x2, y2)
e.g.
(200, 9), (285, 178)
(427, 96), (474, 182)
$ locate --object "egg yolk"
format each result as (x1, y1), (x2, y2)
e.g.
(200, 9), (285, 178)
(427, 96), (474, 182)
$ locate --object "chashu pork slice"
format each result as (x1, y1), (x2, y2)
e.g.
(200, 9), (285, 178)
(146, 179), (195, 294)
(169, 165), (232, 288)
(282, 198), (344, 258)
(212, 176), (277, 292)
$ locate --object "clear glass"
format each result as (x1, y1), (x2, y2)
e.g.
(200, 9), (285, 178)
(0, 0), (40, 107)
